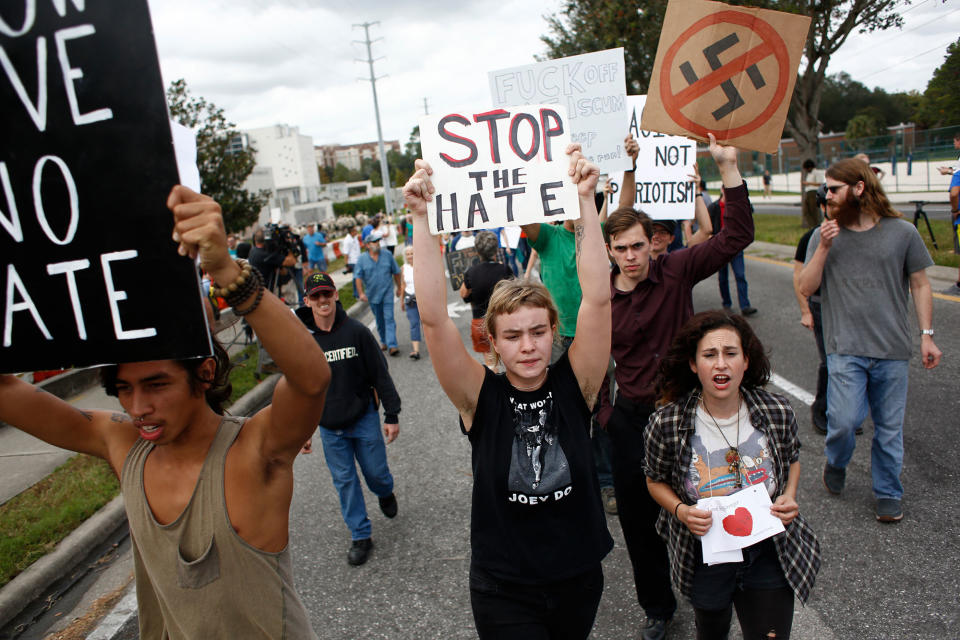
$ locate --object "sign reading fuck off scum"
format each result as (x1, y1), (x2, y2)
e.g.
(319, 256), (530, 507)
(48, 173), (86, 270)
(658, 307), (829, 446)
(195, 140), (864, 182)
(0, 1), (211, 374)
(419, 104), (580, 236)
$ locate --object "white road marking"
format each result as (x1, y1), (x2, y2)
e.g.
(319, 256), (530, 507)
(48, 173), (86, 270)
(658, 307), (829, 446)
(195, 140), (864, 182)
(447, 301), (470, 318)
(769, 372), (815, 407)
(86, 587), (137, 639)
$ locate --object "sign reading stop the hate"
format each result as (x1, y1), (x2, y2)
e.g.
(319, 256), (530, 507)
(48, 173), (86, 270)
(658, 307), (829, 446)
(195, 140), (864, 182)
(1, 1), (211, 374)
(419, 104), (580, 236)
(641, 0), (810, 154)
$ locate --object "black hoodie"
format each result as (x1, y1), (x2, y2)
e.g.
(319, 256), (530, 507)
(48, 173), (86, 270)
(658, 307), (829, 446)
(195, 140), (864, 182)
(295, 302), (401, 429)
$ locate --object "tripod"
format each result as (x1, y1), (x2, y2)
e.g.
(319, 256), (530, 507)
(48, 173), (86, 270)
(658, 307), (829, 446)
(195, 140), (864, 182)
(911, 201), (939, 250)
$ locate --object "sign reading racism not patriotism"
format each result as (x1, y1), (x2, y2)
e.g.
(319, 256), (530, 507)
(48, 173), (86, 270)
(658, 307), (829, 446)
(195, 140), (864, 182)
(641, 0), (810, 154)
(419, 104), (580, 236)
(605, 95), (698, 220)
(489, 48), (632, 174)
(1, 1), (211, 374)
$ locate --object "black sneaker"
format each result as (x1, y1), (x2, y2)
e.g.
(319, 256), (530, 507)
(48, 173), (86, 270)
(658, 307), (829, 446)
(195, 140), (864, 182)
(379, 493), (398, 518)
(741, 306), (758, 316)
(347, 538), (373, 566)
(876, 498), (903, 523)
(822, 463), (845, 495)
(640, 617), (669, 640)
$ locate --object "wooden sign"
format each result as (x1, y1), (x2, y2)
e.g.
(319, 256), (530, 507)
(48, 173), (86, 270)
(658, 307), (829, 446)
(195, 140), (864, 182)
(641, 0), (810, 154)
(1, 1), (211, 373)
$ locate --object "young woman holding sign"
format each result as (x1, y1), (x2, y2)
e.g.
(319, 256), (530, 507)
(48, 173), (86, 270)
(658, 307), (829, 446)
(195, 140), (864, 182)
(404, 145), (612, 639)
(643, 310), (821, 640)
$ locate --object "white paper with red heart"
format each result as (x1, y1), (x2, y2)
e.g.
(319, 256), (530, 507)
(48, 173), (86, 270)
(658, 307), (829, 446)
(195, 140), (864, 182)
(697, 483), (786, 563)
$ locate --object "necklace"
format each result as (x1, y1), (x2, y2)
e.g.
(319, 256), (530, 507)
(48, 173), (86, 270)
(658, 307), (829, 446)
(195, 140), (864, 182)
(702, 398), (742, 489)
(512, 369), (548, 392)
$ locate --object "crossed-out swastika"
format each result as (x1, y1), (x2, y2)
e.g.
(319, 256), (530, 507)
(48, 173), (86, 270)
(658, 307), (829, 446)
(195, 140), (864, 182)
(659, 10), (790, 141)
(679, 32), (767, 121)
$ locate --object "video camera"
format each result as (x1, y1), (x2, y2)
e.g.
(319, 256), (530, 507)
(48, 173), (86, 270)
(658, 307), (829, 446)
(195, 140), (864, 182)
(262, 223), (302, 259)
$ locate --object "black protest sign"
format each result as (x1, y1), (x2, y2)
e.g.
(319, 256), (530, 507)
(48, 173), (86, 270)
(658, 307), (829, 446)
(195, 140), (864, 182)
(445, 246), (507, 291)
(1, 1), (211, 374)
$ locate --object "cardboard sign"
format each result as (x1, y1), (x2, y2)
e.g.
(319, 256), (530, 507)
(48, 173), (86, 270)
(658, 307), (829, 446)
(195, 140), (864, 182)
(606, 95), (697, 220)
(697, 483), (785, 563)
(641, 0), (810, 154)
(1, 1), (211, 374)
(489, 48), (631, 173)
(419, 104), (579, 236)
(445, 246), (507, 291)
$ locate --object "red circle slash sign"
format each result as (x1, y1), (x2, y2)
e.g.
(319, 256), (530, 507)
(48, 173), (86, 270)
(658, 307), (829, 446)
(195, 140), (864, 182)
(660, 10), (789, 140)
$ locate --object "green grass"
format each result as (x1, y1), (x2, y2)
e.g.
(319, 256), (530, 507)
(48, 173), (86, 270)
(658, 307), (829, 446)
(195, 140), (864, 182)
(753, 214), (958, 269)
(0, 455), (119, 588)
(227, 343), (261, 405)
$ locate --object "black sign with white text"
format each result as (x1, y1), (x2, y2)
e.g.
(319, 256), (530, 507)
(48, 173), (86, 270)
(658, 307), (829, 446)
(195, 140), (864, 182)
(1, 1), (211, 373)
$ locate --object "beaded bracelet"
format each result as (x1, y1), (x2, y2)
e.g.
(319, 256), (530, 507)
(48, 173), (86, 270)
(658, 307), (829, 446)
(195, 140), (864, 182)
(210, 259), (253, 299)
(225, 265), (264, 311)
(233, 283), (264, 317)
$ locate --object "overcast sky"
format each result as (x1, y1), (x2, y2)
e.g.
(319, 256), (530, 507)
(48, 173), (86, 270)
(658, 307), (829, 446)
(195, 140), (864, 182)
(148, 0), (960, 148)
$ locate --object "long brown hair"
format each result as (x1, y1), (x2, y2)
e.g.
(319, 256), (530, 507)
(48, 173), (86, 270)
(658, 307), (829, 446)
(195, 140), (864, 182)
(825, 158), (900, 219)
(655, 311), (770, 405)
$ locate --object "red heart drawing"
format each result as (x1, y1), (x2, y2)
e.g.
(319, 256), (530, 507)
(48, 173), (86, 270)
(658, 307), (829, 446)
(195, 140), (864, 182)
(722, 507), (753, 537)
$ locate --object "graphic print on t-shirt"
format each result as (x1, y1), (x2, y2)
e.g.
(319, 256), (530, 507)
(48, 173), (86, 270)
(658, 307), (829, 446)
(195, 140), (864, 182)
(507, 391), (572, 506)
(687, 429), (775, 499)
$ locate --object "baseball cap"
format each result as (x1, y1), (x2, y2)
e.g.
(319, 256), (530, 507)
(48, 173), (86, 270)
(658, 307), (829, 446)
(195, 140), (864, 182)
(366, 231), (383, 243)
(651, 219), (677, 235)
(305, 272), (336, 296)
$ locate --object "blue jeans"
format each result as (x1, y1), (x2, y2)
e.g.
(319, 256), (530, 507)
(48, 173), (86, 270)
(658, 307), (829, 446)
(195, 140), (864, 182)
(309, 258), (327, 272)
(290, 266), (305, 305)
(404, 300), (422, 342)
(347, 263), (358, 298)
(592, 424), (614, 489)
(825, 354), (909, 500)
(717, 251), (751, 309)
(318, 403), (395, 540)
(369, 299), (398, 349)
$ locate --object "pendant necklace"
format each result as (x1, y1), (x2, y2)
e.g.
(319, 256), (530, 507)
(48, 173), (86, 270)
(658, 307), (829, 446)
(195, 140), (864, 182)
(702, 398), (743, 489)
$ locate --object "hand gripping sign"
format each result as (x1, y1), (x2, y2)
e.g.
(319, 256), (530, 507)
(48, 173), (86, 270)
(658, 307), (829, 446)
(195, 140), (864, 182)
(419, 105), (579, 236)
(641, 0), (811, 154)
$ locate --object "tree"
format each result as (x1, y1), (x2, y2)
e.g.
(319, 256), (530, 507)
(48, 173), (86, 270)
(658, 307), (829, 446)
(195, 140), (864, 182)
(915, 37), (960, 128)
(845, 113), (882, 143)
(540, 1), (905, 162)
(166, 79), (269, 233)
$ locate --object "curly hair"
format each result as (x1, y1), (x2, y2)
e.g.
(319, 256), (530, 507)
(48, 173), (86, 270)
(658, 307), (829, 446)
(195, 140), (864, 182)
(655, 310), (770, 405)
(99, 338), (234, 415)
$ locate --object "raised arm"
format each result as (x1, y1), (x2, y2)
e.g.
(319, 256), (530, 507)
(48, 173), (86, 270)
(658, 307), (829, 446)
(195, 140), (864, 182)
(617, 134), (640, 211)
(405, 161), (485, 424)
(686, 163), (712, 247)
(565, 146), (611, 409)
(168, 186), (329, 463)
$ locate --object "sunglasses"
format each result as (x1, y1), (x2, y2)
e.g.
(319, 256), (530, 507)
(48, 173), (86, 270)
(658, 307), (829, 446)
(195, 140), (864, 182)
(307, 290), (335, 300)
(825, 180), (862, 194)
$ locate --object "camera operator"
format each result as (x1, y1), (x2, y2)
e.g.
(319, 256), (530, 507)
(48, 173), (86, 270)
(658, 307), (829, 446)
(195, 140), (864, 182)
(249, 226), (297, 300)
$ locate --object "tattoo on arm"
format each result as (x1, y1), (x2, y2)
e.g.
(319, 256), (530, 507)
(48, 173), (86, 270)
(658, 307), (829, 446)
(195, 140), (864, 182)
(77, 409), (94, 421)
(110, 413), (129, 423)
(574, 223), (585, 263)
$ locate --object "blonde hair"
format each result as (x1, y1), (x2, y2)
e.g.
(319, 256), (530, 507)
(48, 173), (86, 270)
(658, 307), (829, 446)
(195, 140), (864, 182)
(483, 279), (559, 364)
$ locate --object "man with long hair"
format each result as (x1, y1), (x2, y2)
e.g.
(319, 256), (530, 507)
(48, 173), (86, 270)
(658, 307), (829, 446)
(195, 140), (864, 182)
(0, 187), (330, 638)
(799, 158), (941, 524)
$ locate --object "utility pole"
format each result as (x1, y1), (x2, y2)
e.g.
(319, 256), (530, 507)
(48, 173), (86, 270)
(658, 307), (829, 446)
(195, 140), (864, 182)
(423, 97), (429, 115)
(353, 21), (393, 214)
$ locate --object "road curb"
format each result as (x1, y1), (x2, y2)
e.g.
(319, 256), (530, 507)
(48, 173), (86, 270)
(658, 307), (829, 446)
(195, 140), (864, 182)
(0, 495), (126, 629)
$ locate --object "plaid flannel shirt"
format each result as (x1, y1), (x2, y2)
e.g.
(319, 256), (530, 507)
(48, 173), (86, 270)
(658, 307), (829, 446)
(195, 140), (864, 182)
(643, 387), (821, 604)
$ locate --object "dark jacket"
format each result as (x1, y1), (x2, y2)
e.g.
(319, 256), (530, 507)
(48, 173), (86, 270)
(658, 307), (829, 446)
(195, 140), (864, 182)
(295, 303), (401, 429)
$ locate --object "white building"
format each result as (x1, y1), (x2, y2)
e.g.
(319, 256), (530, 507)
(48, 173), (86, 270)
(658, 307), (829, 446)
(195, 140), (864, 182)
(243, 125), (326, 225)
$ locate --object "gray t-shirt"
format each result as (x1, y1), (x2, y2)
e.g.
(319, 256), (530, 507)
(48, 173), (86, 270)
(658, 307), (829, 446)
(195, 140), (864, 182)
(806, 217), (932, 360)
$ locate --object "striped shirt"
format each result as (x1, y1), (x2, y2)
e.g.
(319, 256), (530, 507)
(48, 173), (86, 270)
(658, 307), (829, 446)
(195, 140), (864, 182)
(643, 387), (821, 604)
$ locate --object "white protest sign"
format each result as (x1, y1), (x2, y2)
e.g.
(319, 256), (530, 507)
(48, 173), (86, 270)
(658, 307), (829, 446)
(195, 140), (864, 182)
(697, 483), (785, 559)
(489, 48), (631, 174)
(419, 104), (579, 236)
(605, 95), (698, 220)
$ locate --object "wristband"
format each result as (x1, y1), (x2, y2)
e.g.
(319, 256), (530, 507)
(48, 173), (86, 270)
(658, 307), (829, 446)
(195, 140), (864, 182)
(674, 502), (683, 519)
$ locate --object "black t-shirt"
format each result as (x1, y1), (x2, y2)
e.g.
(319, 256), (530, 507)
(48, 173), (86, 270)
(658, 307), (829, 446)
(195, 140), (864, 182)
(795, 228), (821, 297)
(463, 262), (514, 319)
(460, 351), (613, 584)
(248, 246), (285, 288)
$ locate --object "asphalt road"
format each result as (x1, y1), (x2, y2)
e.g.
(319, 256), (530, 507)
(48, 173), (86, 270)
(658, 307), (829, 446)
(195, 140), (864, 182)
(59, 254), (960, 640)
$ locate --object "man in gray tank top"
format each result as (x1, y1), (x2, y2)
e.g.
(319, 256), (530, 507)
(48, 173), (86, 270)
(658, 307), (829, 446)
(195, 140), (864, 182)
(0, 186), (330, 639)
(799, 158), (941, 526)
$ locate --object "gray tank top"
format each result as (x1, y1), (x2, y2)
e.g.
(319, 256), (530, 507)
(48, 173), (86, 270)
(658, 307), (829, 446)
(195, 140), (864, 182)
(121, 415), (318, 639)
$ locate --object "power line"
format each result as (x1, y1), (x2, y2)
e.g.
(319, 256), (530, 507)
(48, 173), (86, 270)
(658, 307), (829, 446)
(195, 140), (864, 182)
(858, 39), (955, 81)
(839, 4), (960, 58)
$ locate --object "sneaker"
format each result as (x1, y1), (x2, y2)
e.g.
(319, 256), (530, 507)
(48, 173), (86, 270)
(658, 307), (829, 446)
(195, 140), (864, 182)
(812, 417), (827, 435)
(389, 347), (400, 357)
(378, 493), (398, 518)
(876, 498), (903, 523)
(940, 283), (960, 296)
(822, 463), (845, 495)
(347, 538), (373, 566)
(640, 617), (669, 640)
(741, 306), (758, 316)
(601, 487), (618, 515)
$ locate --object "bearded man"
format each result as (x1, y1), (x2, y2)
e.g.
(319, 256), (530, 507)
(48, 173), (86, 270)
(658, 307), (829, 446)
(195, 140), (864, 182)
(799, 158), (941, 524)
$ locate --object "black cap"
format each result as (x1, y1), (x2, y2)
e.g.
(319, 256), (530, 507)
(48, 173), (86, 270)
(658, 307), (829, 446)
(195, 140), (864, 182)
(305, 272), (336, 296)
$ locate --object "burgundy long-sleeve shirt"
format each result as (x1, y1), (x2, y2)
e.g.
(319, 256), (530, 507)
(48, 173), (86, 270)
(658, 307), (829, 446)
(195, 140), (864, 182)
(605, 182), (754, 411)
